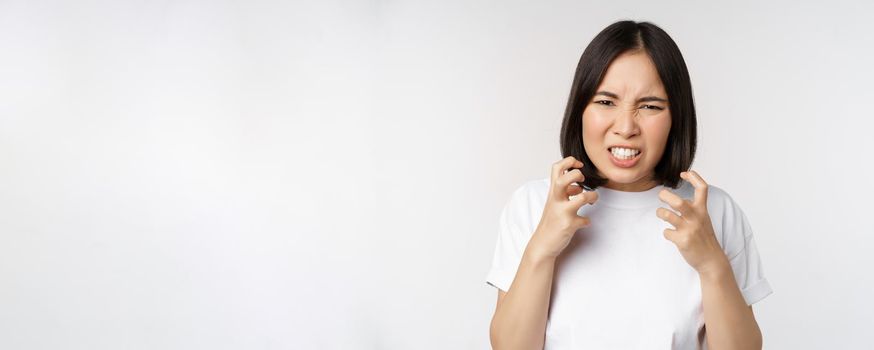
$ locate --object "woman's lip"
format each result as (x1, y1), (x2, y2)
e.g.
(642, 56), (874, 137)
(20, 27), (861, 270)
(608, 149), (642, 168)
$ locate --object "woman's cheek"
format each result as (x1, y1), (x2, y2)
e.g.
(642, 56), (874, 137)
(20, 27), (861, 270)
(581, 112), (606, 154)
(647, 115), (672, 163)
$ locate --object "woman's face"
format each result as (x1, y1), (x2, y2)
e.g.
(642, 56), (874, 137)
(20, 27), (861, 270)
(582, 50), (672, 192)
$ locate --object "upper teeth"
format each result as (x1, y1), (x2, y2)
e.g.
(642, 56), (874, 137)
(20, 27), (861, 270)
(610, 147), (640, 159)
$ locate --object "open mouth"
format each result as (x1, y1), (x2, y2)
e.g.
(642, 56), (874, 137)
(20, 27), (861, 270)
(608, 147), (641, 160)
(607, 146), (642, 168)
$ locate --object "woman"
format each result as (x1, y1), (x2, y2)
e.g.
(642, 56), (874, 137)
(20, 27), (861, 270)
(485, 21), (773, 349)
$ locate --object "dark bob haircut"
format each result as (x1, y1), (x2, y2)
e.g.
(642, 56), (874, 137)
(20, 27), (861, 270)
(560, 20), (696, 190)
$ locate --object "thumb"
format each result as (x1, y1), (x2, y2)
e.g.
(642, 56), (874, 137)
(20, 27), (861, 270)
(663, 228), (681, 244)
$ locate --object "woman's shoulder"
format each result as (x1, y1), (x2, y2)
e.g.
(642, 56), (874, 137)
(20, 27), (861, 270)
(674, 178), (740, 212)
(522, 177), (551, 194)
(507, 177), (550, 199)
(503, 177), (550, 212)
(497, 178), (551, 234)
(679, 178), (755, 253)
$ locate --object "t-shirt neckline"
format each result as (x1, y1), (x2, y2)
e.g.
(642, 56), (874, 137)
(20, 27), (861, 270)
(592, 181), (680, 209)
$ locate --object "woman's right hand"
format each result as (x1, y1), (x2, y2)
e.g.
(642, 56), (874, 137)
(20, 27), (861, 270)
(526, 156), (599, 260)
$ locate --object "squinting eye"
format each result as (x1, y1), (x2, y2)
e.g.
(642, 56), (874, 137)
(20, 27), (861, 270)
(641, 105), (664, 110)
(595, 100), (615, 106)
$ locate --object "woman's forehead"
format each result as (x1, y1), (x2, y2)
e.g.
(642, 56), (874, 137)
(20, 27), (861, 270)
(597, 52), (667, 97)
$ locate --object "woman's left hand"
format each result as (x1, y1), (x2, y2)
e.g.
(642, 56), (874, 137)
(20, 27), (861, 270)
(656, 170), (729, 276)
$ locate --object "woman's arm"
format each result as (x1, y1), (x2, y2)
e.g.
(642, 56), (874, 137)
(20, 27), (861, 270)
(655, 170), (763, 350)
(700, 261), (763, 350)
(489, 157), (596, 350)
(489, 246), (556, 350)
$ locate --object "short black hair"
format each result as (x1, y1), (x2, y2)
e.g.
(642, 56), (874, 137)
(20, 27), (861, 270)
(560, 20), (696, 190)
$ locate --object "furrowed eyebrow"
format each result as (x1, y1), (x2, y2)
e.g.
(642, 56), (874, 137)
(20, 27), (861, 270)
(594, 90), (668, 103)
(637, 96), (668, 103)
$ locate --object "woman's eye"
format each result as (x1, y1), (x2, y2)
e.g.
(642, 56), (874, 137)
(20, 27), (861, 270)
(595, 100), (614, 106)
(641, 105), (664, 110)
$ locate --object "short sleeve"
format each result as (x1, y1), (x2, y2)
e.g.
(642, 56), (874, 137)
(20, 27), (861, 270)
(720, 193), (774, 306)
(484, 183), (537, 292)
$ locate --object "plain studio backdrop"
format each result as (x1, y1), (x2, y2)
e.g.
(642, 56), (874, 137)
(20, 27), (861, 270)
(1, 0), (873, 349)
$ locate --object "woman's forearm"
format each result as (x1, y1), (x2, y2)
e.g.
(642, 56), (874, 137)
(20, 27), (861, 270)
(699, 259), (763, 350)
(489, 245), (556, 350)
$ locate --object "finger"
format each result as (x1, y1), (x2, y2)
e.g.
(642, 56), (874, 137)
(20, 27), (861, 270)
(550, 156), (582, 183)
(570, 190), (598, 208)
(575, 215), (592, 228)
(566, 183), (584, 197)
(550, 157), (583, 198)
(559, 167), (585, 188)
(681, 170), (709, 207)
(554, 168), (584, 201)
(656, 207), (684, 228)
(663, 228), (680, 243)
(658, 189), (692, 216)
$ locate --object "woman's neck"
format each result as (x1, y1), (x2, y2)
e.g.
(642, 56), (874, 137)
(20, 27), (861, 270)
(603, 177), (659, 192)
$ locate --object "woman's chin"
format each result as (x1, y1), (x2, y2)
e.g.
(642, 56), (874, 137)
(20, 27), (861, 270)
(603, 171), (642, 184)
(602, 171), (652, 187)
(592, 161), (654, 187)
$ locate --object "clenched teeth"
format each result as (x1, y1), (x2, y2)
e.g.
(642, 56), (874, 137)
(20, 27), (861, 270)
(610, 147), (641, 160)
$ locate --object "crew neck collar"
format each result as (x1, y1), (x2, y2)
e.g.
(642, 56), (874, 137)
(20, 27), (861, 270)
(593, 181), (680, 209)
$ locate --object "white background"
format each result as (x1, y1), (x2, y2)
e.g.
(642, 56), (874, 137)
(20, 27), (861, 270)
(1, 0), (872, 349)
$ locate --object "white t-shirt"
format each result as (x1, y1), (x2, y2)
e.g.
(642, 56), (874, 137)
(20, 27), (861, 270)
(485, 177), (773, 350)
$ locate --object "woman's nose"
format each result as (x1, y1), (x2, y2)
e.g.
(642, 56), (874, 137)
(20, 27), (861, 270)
(611, 108), (640, 138)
